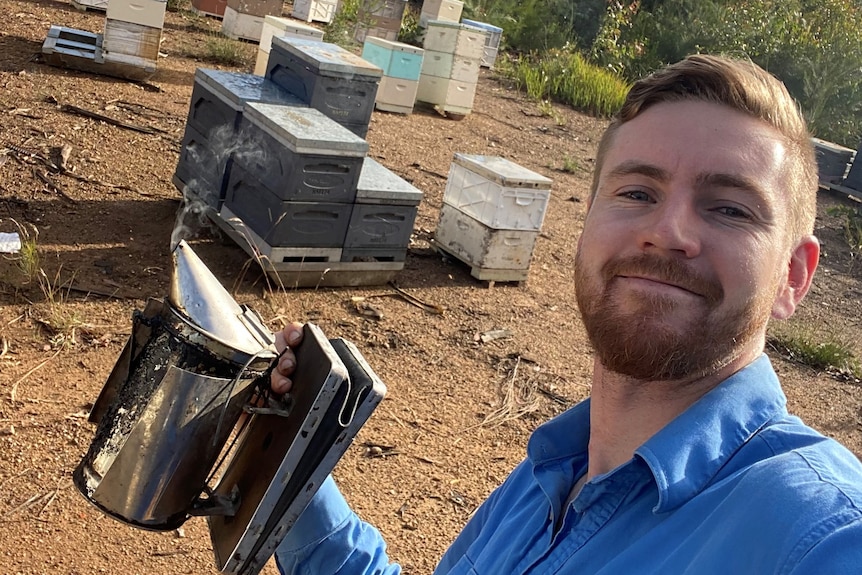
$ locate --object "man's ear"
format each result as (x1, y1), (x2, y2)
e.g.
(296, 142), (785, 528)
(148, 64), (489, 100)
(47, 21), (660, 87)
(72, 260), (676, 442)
(772, 235), (820, 320)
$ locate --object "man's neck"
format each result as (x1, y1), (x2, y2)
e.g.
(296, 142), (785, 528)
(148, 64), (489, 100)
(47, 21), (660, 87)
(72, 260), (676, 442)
(584, 352), (758, 480)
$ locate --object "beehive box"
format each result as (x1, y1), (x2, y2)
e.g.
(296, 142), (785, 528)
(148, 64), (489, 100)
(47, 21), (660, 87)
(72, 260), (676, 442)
(71, 0), (109, 11)
(461, 19), (502, 68)
(356, 157), (423, 205)
(266, 37), (383, 137)
(435, 203), (538, 279)
(292, 0), (338, 23)
(415, 75), (476, 113)
(191, 0), (228, 18)
(420, 50), (480, 82)
(361, 37), (424, 81)
(106, 0), (167, 29)
(186, 68), (304, 139)
(226, 0), (282, 17)
(254, 16), (325, 74)
(442, 153), (552, 231)
(101, 18), (161, 67)
(812, 137), (855, 185)
(224, 162), (354, 247)
(419, 0), (462, 27)
(374, 76), (419, 114)
(343, 204), (418, 250)
(422, 20), (486, 59)
(233, 102), (368, 202)
(222, 6), (266, 42)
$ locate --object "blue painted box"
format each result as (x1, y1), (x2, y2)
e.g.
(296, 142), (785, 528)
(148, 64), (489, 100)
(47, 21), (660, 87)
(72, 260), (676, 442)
(361, 37), (424, 81)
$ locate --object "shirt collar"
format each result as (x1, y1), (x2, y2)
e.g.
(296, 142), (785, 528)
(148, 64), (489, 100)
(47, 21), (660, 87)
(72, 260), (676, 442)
(636, 354), (788, 512)
(526, 354), (789, 513)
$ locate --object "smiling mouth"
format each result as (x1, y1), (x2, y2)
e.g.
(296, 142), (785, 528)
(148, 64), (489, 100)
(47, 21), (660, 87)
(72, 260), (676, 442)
(618, 275), (703, 297)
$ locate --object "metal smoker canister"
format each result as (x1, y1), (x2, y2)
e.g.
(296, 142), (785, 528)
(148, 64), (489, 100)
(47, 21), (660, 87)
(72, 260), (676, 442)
(73, 241), (277, 530)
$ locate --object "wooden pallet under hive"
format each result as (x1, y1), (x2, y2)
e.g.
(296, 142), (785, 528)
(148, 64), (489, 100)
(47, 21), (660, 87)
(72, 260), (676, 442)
(41, 25), (156, 82)
(210, 206), (405, 288)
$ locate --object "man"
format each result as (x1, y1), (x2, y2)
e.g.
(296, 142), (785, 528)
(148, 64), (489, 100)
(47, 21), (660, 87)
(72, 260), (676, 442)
(269, 54), (862, 574)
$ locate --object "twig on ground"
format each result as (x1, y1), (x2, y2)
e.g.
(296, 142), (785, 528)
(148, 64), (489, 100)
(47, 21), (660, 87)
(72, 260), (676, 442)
(59, 104), (167, 134)
(10, 347), (62, 403)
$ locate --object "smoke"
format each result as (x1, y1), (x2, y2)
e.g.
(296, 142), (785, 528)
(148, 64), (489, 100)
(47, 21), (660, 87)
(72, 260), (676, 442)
(170, 121), (271, 252)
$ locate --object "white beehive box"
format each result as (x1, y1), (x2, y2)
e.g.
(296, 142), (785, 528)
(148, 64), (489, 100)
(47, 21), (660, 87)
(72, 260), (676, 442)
(292, 0), (338, 23)
(421, 50), (480, 82)
(222, 6), (265, 42)
(71, 0), (109, 11)
(422, 20), (487, 60)
(442, 153), (552, 231)
(416, 75), (476, 113)
(419, 0), (463, 27)
(375, 76), (419, 114)
(107, 0), (167, 29)
(435, 203), (538, 279)
(255, 16), (325, 75)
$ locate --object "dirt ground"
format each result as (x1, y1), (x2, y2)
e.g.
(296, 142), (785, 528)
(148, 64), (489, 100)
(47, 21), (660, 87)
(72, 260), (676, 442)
(0, 2), (860, 574)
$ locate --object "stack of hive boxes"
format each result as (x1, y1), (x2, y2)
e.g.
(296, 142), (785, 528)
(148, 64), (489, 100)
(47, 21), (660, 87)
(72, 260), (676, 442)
(354, 0), (407, 43)
(173, 68), (304, 211)
(264, 36), (381, 138)
(361, 37), (424, 114)
(460, 19), (502, 68)
(254, 16), (324, 76)
(190, 0), (228, 19)
(418, 0), (462, 28)
(417, 20), (487, 117)
(435, 154), (552, 282)
(175, 39), (423, 286)
(222, 0), (283, 42)
(292, 0), (339, 24)
(102, 0), (166, 74)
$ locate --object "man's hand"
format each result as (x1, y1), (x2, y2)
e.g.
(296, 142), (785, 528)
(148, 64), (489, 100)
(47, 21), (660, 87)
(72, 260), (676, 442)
(271, 321), (304, 395)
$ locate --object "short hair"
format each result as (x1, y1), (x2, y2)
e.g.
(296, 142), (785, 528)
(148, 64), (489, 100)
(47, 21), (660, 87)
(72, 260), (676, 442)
(590, 54), (818, 241)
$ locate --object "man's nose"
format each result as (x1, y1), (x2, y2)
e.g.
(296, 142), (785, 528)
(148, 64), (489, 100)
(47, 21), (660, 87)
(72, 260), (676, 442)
(637, 198), (702, 258)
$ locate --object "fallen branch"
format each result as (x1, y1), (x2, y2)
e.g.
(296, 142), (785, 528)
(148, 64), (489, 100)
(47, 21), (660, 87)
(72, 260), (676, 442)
(33, 168), (76, 202)
(59, 104), (166, 135)
(388, 282), (446, 315)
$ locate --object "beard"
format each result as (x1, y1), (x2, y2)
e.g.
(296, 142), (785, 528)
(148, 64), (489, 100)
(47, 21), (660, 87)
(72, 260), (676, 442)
(574, 251), (772, 381)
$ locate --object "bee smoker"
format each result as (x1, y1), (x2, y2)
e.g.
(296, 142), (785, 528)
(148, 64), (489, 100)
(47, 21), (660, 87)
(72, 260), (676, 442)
(73, 240), (279, 530)
(74, 240), (386, 574)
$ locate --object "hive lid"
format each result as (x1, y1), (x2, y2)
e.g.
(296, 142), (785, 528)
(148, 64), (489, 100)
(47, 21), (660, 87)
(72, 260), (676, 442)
(364, 36), (425, 56)
(271, 37), (383, 78)
(452, 154), (553, 189)
(243, 102), (369, 156)
(356, 158), (424, 203)
(194, 69), (305, 109)
(423, 19), (465, 31)
(461, 19), (504, 33)
(263, 14), (322, 34)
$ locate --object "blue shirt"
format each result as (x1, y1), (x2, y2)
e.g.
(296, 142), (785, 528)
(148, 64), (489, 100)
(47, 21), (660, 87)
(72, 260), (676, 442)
(275, 355), (862, 574)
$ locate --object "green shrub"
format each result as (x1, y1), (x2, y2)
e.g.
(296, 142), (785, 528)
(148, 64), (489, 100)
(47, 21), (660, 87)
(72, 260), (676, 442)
(506, 49), (629, 118)
(325, 0), (361, 48)
(769, 326), (861, 378)
(203, 34), (253, 67)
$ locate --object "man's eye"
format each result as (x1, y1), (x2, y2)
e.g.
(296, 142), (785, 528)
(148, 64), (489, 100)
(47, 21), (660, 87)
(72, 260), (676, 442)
(620, 189), (652, 202)
(715, 206), (751, 219)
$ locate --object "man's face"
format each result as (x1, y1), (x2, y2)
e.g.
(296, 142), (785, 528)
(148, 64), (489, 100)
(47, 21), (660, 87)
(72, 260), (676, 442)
(575, 100), (798, 382)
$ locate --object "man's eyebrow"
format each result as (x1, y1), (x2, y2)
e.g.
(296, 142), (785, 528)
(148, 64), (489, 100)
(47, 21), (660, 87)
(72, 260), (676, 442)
(695, 172), (768, 199)
(605, 160), (671, 182)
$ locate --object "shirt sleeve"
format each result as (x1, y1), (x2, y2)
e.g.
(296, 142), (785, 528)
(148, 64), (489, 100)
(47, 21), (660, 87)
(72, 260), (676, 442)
(274, 475), (402, 575)
(786, 515), (862, 575)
